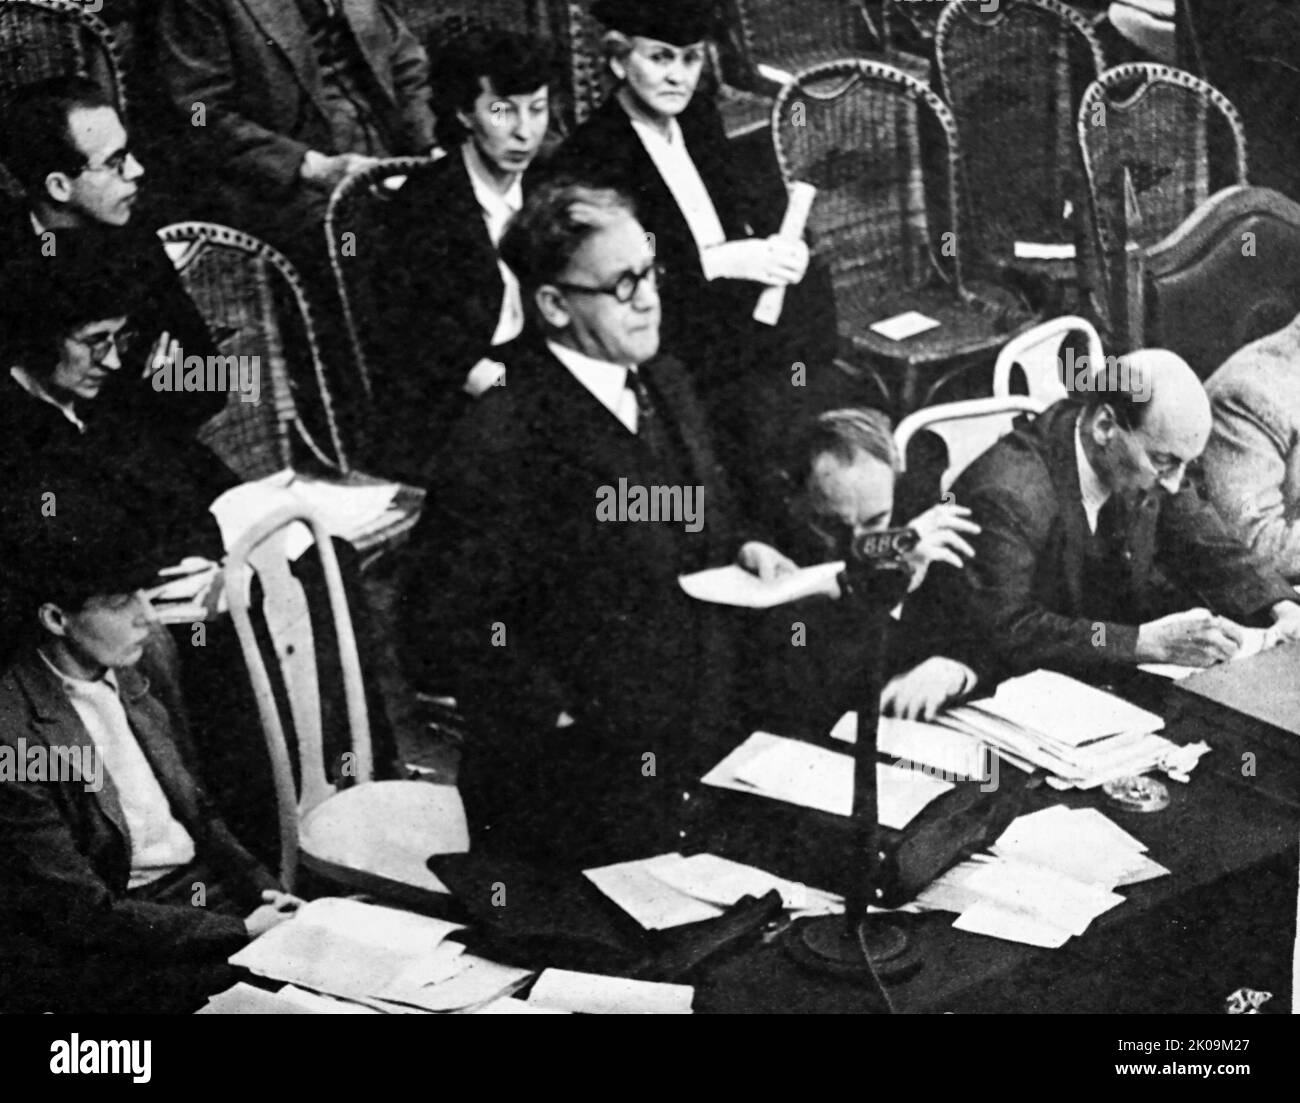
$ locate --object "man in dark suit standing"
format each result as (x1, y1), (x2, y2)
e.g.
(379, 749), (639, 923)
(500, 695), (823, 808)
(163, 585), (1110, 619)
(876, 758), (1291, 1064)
(0, 492), (299, 1014)
(373, 28), (553, 479)
(403, 180), (795, 867)
(156, 0), (434, 270)
(905, 350), (1300, 689)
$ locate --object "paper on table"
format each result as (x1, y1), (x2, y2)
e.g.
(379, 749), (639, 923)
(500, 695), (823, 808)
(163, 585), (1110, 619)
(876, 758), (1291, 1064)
(228, 897), (464, 1001)
(832, 712), (992, 781)
(584, 853), (724, 930)
(379, 955), (532, 1013)
(962, 857), (1123, 935)
(528, 969), (693, 1015)
(1013, 241), (1076, 260)
(197, 982), (313, 1014)
(276, 985), (384, 1014)
(1138, 625), (1277, 680)
(678, 560), (844, 608)
(754, 181), (818, 325)
(644, 853), (843, 914)
(869, 311), (942, 342)
(475, 997), (571, 1015)
(705, 732), (952, 826)
(953, 900), (1073, 948)
(971, 670), (1164, 746)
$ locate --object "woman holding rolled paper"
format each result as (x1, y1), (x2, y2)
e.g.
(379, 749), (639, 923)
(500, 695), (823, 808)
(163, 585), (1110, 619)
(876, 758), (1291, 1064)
(545, 0), (838, 495)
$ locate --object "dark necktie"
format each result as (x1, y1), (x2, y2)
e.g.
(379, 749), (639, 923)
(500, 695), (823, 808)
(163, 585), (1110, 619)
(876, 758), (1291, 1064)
(625, 367), (671, 465)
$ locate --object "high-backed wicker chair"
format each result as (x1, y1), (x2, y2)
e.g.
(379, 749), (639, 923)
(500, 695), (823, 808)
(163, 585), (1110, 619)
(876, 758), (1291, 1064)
(159, 221), (423, 561)
(1077, 63), (1248, 333)
(773, 60), (1039, 416)
(727, 0), (884, 85)
(936, 1), (1105, 294)
(401, 0), (536, 41)
(324, 157), (437, 403)
(1119, 185), (1300, 377)
(226, 506), (468, 905)
(0, 0), (128, 197)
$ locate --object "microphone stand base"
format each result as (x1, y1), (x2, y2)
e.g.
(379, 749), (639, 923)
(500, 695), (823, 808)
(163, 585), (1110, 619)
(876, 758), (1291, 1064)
(787, 914), (923, 984)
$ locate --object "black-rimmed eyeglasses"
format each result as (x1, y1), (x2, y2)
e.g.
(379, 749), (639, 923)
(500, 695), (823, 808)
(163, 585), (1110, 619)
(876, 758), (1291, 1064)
(553, 262), (664, 304)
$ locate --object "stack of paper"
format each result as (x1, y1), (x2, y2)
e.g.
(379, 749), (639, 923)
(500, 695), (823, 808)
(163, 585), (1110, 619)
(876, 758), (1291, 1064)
(938, 670), (1176, 789)
(914, 805), (1168, 947)
(229, 897), (531, 1013)
(528, 970), (694, 1014)
(585, 852), (843, 930)
(211, 470), (401, 560)
(831, 712), (997, 784)
(702, 732), (953, 827)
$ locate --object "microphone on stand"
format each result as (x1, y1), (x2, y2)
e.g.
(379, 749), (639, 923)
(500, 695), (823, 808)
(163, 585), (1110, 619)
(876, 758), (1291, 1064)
(787, 529), (923, 989)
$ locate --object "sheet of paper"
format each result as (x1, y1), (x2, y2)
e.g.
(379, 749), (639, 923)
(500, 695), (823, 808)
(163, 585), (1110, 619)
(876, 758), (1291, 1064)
(379, 955), (532, 1013)
(678, 560), (844, 608)
(228, 898), (464, 1002)
(474, 997), (570, 1015)
(832, 712), (991, 781)
(1013, 241), (1076, 260)
(869, 311), (942, 341)
(644, 853), (843, 914)
(584, 853), (724, 929)
(707, 732), (952, 826)
(197, 982), (313, 1015)
(275, 985), (384, 1014)
(969, 670), (1164, 746)
(963, 858), (1123, 935)
(953, 900), (1073, 948)
(528, 970), (694, 1015)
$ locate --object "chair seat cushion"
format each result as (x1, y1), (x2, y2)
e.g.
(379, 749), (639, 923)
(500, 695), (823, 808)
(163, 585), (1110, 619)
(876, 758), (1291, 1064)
(301, 780), (469, 893)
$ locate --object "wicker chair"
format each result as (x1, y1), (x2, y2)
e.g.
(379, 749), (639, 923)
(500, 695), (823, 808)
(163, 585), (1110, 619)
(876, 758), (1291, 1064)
(936, 1), (1105, 296)
(0, 0), (128, 197)
(773, 60), (1039, 416)
(727, 0), (884, 85)
(158, 221), (424, 562)
(324, 157), (437, 403)
(400, 0), (536, 41)
(1077, 63), (1248, 333)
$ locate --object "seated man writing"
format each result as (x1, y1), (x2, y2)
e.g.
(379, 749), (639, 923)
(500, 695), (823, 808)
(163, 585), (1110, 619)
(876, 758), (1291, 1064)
(403, 179), (794, 867)
(0, 489), (298, 1014)
(904, 350), (1300, 689)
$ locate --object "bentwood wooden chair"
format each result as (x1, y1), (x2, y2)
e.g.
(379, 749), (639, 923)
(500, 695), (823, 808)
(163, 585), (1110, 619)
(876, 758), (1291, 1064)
(1077, 63), (1248, 337)
(895, 395), (1046, 492)
(773, 60), (1038, 416)
(936, 0), (1106, 304)
(159, 221), (424, 563)
(226, 506), (468, 906)
(0, 0), (127, 197)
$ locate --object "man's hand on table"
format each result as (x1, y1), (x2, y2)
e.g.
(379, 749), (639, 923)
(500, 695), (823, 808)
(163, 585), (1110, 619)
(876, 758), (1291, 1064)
(244, 890), (305, 938)
(881, 657), (978, 721)
(1136, 607), (1246, 667)
(1268, 599), (1300, 643)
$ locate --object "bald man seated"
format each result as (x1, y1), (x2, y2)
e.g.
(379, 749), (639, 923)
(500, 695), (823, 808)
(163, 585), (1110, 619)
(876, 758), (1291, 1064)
(901, 350), (1300, 688)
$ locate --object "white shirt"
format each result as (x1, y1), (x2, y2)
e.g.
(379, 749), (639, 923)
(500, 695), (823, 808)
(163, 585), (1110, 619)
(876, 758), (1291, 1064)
(1075, 418), (1112, 534)
(626, 113), (729, 269)
(547, 340), (638, 434)
(10, 366), (85, 432)
(462, 142), (525, 347)
(40, 653), (196, 889)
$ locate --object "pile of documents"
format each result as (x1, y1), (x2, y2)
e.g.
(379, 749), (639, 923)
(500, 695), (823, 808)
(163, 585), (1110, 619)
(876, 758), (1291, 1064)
(938, 670), (1183, 789)
(210, 470), (405, 560)
(226, 897), (531, 1014)
(913, 805), (1169, 947)
(585, 851), (844, 930)
(702, 732), (954, 826)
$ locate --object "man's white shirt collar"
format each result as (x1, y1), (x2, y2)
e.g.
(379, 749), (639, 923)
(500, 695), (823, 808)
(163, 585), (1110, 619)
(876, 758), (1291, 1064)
(1075, 417), (1111, 534)
(547, 339), (638, 433)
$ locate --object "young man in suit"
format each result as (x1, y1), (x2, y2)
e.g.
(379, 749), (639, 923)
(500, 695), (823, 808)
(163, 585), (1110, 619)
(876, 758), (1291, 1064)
(904, 350), (1300, 688)
(402, 180), (795, 867)
(0, 77), (218, 432)
(0, 492), (299, 1014)
(156, 0), (434, 270)
(373, 28), (553, 479)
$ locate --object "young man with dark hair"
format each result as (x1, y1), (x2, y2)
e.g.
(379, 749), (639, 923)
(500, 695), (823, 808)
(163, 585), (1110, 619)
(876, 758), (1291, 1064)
(0, 491), (299, 1014)
(0, 76), (218, 430)
(372, 28), (554, 478)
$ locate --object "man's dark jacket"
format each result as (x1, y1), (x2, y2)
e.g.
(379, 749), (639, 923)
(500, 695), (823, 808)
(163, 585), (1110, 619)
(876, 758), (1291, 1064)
(403, 337), (747, 866)
(904, 400), (1298, 683)
(0, 652), (277, 1012)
